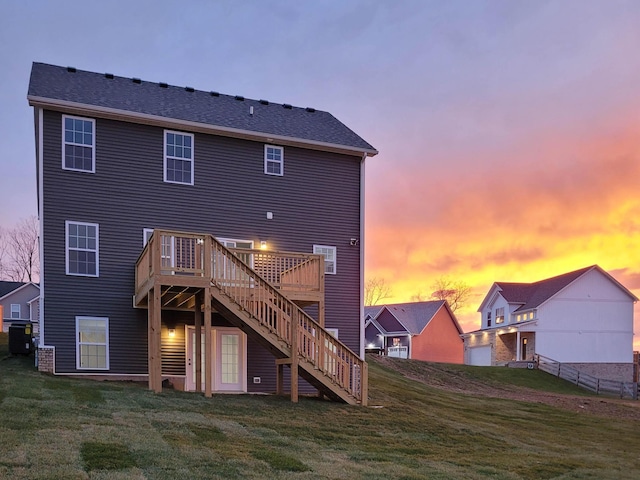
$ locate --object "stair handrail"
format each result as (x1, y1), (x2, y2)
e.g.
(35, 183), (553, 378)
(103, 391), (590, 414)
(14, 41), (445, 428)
(209, 235), (366, 403)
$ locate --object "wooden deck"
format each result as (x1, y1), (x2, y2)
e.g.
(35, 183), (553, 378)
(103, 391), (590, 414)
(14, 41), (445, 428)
(134, 230), (367, 405)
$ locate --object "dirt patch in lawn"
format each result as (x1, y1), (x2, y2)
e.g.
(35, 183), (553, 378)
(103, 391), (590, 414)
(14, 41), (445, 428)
(370, 355), (640, 421)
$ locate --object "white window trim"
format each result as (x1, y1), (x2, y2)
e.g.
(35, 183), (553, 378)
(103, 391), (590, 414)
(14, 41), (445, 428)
(217, 238), (255, 249)
(313, 245), (337, 275)
(10, 304), (21, 319)
(76, 316), (109, 370)
(65, 221), (100, 277)
(164, 130), (195, 185)
(62, 114), (96, 173)
(143, 228), (154, 246)
(264, 145), (284, 176)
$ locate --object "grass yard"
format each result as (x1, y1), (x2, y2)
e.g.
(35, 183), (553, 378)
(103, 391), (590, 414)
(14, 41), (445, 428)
(1, 332), (639, 479)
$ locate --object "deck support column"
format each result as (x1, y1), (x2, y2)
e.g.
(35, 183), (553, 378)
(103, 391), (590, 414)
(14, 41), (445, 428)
(148, 284), (162, 393)
(204, 286), (212, 398)
(194, 291), (202, 392)
(291, 311), (299, 403)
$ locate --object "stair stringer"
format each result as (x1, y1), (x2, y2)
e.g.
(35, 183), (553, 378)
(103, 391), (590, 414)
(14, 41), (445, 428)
(209, 284), (361, 405)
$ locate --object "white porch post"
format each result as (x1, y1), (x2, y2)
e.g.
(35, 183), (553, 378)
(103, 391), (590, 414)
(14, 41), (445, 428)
(516, 330), (521, 361)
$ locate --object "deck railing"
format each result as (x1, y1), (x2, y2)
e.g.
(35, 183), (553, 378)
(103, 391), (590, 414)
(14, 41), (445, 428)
(136, 231), (323, 295)
(135, 230), (366, 404)
(211, 238), (366, 403)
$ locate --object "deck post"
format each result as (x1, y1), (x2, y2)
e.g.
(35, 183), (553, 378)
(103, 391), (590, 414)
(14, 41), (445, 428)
(291, 310), (299, 403)
(204, 286), (212, 398)
(148, 285), (162, 393)
(194, 291), (202, 392)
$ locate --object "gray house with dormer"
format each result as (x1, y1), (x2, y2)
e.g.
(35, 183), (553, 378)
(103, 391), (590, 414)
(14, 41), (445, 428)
(27, 62), (377, 404)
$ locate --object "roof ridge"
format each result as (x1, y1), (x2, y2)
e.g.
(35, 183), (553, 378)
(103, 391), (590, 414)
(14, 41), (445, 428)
(32, 61), (323, 114)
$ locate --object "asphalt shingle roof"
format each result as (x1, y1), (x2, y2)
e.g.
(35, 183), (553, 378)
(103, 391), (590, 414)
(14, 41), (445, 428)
(496, 265), (595, 311)
(28, 63), (377, 155)
(365, 301), (450, 335)
(0, 281), (26, 298)
(385, 301), (447, 334)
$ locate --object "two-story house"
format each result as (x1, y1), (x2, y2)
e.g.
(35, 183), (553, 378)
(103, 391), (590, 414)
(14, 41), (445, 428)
(364, 301), (463, 363)
(462, 265), (637, 381)
(27, 62), (377, 404)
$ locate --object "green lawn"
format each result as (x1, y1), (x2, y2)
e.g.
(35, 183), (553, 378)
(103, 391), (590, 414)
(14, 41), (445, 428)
(1, 333), (639, 479)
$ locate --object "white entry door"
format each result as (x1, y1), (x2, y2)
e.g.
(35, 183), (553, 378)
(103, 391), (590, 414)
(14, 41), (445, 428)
(185, 326), (247, 392)
(215, 328), (247, 392)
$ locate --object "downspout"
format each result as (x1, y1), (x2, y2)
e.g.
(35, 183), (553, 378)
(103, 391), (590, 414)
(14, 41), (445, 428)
(359, 153), (366, 359)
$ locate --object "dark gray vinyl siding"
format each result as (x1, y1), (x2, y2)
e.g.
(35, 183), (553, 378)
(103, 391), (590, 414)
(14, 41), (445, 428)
(41, 110), (362, 387)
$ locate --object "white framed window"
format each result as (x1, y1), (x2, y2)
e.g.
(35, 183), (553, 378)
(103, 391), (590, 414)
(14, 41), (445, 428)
(10, 304), (21, 319)
(143, 228), (154, 246)
(264, 145), (284, 176)
(325, 328), (338, 338)
(164, 130), (194, 185)
(495, 307), (505, 324)
(76, 316), (109, 370)
(218, 238), (254, 267)
(313, 245), (337, 274)
(66, 221), (99, 277)
(62, 115), (95, 172)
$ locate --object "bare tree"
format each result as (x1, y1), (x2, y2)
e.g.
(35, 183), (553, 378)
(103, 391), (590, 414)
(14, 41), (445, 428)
(365, 277), (392, 306)
(427, 276), (471, 313)
(411, 276), (471, 312)
(0, 226), (8, 279)
(6, 216), (39, 282)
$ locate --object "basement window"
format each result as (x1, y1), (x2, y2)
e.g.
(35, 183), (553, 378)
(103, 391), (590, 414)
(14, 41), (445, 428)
(76, 316), (109, 370)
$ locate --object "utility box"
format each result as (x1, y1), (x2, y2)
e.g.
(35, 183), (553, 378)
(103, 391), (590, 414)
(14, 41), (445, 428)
(9, 323), (33, 355)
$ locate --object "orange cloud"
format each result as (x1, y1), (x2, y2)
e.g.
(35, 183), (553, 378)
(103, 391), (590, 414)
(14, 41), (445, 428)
(365, 105), (640, 347)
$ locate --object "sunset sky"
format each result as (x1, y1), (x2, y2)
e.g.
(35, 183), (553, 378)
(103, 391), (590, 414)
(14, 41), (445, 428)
(1, 1), (639, 348)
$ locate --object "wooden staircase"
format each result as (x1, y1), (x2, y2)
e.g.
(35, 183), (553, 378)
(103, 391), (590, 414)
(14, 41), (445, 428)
(135, 230), (368, 406)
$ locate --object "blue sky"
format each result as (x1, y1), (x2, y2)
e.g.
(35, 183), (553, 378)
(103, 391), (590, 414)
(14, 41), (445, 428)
(2, 0), (640, 339)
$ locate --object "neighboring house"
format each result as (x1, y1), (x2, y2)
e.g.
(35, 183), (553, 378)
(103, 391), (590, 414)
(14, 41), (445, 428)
(462, 265), (638, 381)
(27, 62), (377, 404)
(0, 281), (40, 333)
(365, 301), (464, 364)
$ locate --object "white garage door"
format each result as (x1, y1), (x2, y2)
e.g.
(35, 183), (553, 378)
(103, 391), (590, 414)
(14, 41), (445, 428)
(469, 346), (492, 366)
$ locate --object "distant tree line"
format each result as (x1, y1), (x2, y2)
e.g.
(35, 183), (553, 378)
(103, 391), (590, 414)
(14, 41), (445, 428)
(0, 216), (39, 282)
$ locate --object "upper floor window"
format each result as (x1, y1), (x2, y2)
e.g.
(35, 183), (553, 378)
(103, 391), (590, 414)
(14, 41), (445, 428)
(264, 145), (284, 176)
(10, 304), (21, 319)
(63, 115), (95, 172)
(486, 311), (492, 327)
(495, 307), (505, 324)
(313, 245), (336, 274)
(66, 221), (99, 277)
(164, 130), (194, 185)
